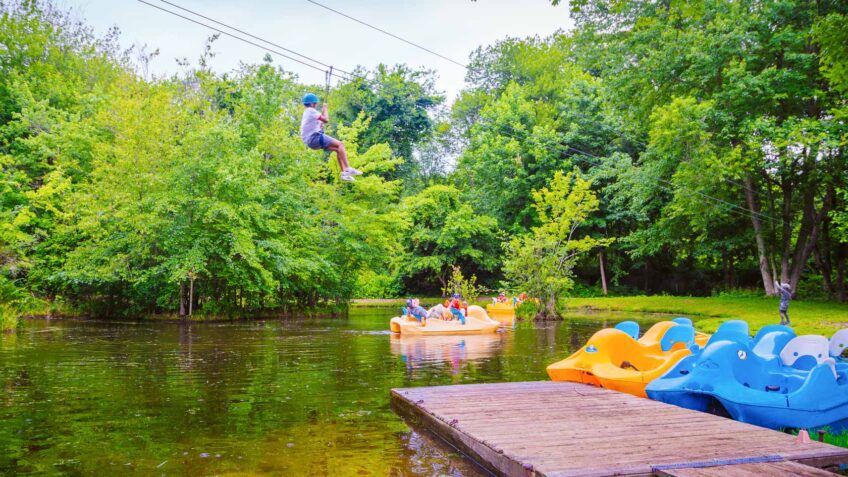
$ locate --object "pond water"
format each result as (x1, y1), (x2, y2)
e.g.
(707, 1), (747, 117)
(0, 307), (664, 476)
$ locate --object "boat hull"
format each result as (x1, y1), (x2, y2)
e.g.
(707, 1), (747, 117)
(486, 302), (515, 325)
(390, 305), (500, 335)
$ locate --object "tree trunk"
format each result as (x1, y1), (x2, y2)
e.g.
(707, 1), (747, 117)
(786, 187), (833, 295)
(179, 282), (187, 317)
(821, 215), (835, 297)
(438, 271), (447, 297)
(599, 250), (608, 296)
(813, 245), (833, 297)
(189, 278), (195, 317)
(837, 247), (846, 303)
(744, 175), (775, 295)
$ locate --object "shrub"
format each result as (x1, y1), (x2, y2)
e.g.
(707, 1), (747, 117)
(353, 270), (401, 299)
(441, 265), (483, 302)
(0, 304), (18, 332)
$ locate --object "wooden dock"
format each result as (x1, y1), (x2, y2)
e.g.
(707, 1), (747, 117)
(391, 381), (848, 477)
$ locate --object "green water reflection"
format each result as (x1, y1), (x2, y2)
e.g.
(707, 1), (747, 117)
(0, 308), (663, 476)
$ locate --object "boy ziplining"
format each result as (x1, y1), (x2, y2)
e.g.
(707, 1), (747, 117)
(300, 92), (361, 181)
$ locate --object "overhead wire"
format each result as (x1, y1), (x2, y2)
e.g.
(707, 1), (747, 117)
(298, 0), (773, 223)
(304, 0), (468, 69)
(158, 0), (354, 78)
(137, 0), (348, 80)
(139, 0), (423, 100)
(139, 0), (773, 223)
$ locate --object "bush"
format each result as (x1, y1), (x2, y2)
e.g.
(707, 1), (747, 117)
(0, 304), (18, 332)
(353, 270), (401, 299)
(515, 300), (539, 321)
(0, 276), (28, 331)
(442, 266), (483, 302)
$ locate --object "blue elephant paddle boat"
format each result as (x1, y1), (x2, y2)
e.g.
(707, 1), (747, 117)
(647, 321), (848, 431)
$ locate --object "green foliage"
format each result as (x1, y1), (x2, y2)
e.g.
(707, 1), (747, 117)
(0, 1), (408, 316)
(0, 276), (27, 331)
(514, 299), (538, 321)
(330, 64), (444, 183)
(399, 184), (500, 293)
(441, 265), (483, 303)
(504, 171), (613, 318)
(814, 13), (848, 94)
(0, 304), (17, 331)
(352, 270), (400, 299)
(3, 0), (848, 316)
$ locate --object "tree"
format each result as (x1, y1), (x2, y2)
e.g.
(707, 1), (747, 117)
(564, 0), (848, 296)
(330, 64), (444, 183)
(399, 184), (499, 294)
(504, 171), (612, 319)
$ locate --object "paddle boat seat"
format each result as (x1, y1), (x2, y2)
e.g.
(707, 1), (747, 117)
(661, 324), (695, 352)
(780, 335), (838, 379)
(647, 322), (848, 431)
(614, 321), (639, 340)
(750, 324), (795, 359)
(704, 320), (749, 347)
(830, 329), (848, 359)
(672, 317), (693, 326)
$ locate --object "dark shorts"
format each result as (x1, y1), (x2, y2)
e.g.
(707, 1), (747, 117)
(306, 132), (336, 150)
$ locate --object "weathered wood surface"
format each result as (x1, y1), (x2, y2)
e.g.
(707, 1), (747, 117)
(390, 381), (848, 477)
(656, 460), (840, 476)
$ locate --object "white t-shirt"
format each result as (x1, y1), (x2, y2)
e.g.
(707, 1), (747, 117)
(300, 107), (322, 143)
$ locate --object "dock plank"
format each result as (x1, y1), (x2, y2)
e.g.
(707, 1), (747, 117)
(391, 381), (848, 477)
(656, 460), (840, 476)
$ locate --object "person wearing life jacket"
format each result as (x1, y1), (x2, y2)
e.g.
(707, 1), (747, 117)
(444, 293), (465, 324)
(406, 298), (428, 325)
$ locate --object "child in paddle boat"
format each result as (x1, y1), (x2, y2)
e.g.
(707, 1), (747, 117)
(406, 298), (428, 325)
(496, 292), (508, 303)
(300, 93), (362, 182)
(426, 304), (445, 320)
(444, 294), (466, 324)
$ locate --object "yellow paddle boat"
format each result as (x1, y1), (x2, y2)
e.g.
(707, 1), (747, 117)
(486, 302), (515, 325)
(390, 305), (500, 335)
(546, 318), (709, 398)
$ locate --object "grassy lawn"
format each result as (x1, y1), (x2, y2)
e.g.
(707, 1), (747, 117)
(566, 295), (848, 335)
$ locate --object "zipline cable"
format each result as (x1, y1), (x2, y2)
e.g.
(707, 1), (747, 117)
(137, 0), (351, 82)
(139, 0), (421, 101)
(157, 0), (356, 79)
(302, 0), (771, 217)
(304, 0), (468, 69)
(140, 0), (767, 222)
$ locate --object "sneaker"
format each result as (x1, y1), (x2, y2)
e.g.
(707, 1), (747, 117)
(340, 171), (355, 182)
(346, 167), (363, 176)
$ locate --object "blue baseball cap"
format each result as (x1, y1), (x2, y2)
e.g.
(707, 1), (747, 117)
(302, 93), (319, 105)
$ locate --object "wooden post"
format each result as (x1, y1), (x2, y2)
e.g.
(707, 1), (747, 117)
(599, 250), (608, 295)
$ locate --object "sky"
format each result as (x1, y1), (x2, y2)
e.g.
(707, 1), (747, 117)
(66, 0), (573, 101)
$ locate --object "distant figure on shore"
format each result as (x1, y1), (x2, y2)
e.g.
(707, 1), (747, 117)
(775, 281), (792, 325)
